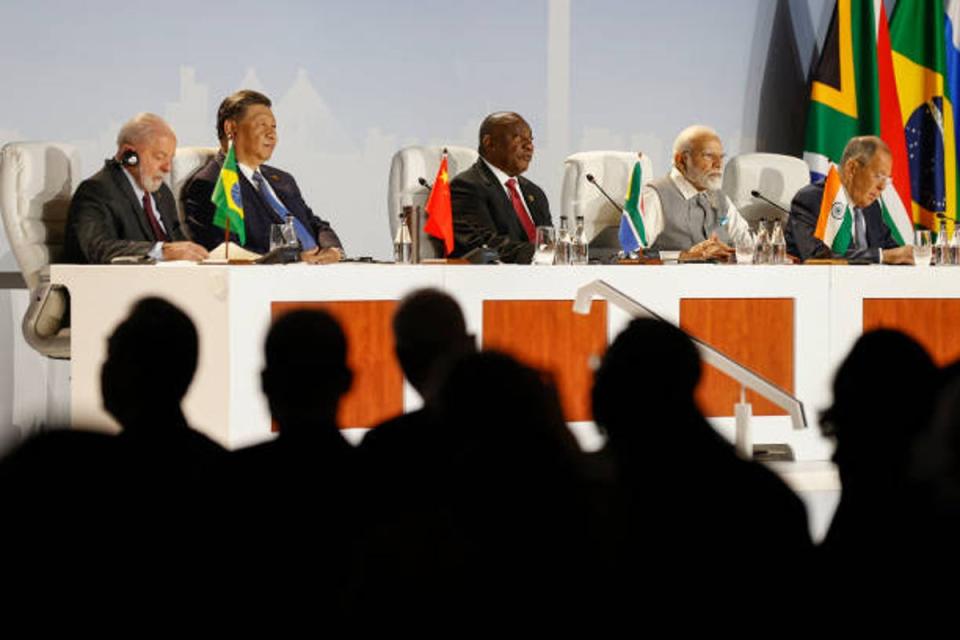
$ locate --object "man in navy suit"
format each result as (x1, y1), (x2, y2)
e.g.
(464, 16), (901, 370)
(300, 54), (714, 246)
(183, 90), (343, 262)
(786, 135), (914, 264)
(450, 112), (552, 263)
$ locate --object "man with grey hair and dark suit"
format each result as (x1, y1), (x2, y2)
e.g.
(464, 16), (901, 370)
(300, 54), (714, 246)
(62, 113), (208, 264)
(643, 125), (751, 260)
(785, 135), (914, 264)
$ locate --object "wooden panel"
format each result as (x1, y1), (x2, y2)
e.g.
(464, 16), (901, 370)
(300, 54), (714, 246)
(863, 298), (960, 366)
(271, 300), (403, 429)
(482, 300), (607, 422)
(679, 298), (794, 417)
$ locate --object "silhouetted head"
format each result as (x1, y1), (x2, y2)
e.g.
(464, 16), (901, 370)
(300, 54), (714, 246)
(393, 288), (475, 401)
(592, 318), (702, 446)
(436, 351), (580, 464)
(261, 309), (352, 431)
(821, 329), (937, 482)
(101, 297), (198, 432)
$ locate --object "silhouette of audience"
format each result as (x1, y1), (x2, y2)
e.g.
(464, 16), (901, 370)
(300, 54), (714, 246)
(431, 350), (595, 616)
(0, 296), (226, 584)
(14, 292), (960, 614)
(361, 288), (475, 502)
(818, 329), (938, 568)
(591, 318), (812, 602)
(231, 308), (358, 610)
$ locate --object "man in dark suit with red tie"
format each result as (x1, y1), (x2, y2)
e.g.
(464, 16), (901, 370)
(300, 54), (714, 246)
(182, 90), (343, 263)
(62, 113), (208, 264)
(450, 112), (552, 264)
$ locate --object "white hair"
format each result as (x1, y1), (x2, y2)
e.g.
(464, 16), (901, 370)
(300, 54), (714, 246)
(672, 124), (720, 157)
(116, 113), (175, 149)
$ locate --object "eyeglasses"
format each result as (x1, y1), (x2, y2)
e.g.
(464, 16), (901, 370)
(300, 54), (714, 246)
(689, 150), (725, 164)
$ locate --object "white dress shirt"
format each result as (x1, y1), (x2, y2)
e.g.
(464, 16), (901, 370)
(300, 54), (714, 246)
(481, 157), (535, 221)
(121, 167), (166, 260)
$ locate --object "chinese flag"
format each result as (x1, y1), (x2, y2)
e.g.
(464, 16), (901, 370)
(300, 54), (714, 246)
(424, 153), (454, 255)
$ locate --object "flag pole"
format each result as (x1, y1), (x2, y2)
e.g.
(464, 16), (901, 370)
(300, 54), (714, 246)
(225, 140), (232, 261)
(224, 216), (231, 261)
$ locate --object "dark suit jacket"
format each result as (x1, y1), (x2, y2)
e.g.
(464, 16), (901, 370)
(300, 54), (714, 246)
(450, 158), (552, 264)
(786, 182), (898, 262)
(182, 152), (342, 255)
(62, 160), (187, 264)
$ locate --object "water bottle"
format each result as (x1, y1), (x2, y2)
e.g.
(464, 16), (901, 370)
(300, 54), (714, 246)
(556, 215), (572, 265)
(935, 217), (951, 265)
(754, 220), (770, 265)
(952, 228), (960, 266)
(393, 211), (412, 264)
(770, 220), (787, 265)
(282, 215), (299, 247)
(570, 215), (589, 264)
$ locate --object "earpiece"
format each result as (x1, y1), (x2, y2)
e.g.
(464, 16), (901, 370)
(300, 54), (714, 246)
(120, 148), (139, 167)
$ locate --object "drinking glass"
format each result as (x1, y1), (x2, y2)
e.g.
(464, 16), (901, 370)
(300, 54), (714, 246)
(914, 230), (933, 267)
(532, 226), (557, 266)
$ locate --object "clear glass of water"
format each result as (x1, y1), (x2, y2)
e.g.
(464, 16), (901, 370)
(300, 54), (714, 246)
(914, 230), (933, 266)
(533, 226), (557, 265)
(736, 235), (755, 265)
(269, 224), (287, 252)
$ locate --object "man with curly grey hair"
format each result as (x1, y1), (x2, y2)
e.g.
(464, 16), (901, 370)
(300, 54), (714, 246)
(62, 112), (208, 264)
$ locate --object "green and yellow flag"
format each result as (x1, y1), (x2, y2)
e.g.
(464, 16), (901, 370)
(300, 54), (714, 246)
(211, 143), (245, 245)
(890, 0), (958, 232)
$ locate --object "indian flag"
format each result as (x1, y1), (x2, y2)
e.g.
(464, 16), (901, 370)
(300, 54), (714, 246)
(212, 143), (245, 246)
(618, 160), (647, 254)
(814, 165), (854, 254)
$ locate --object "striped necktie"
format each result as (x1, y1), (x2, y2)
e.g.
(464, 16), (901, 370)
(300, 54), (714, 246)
(252, 171), (289, 222)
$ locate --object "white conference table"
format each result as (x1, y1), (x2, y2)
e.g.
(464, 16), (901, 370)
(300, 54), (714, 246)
(52, 262), (960, 463)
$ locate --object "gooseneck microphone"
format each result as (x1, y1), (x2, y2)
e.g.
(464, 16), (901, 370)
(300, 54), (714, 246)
(586, 174), (624, 213)
(750, 189), (791, 215)
(418, 177), (433, 190)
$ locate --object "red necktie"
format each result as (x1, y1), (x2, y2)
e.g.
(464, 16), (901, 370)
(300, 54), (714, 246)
(142, 193), (168, 242)
(506, 178), (536, 242)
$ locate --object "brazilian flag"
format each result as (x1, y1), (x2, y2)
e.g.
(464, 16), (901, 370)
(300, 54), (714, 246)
(211, 143), (246, 245)
(891, 0), (958, 231)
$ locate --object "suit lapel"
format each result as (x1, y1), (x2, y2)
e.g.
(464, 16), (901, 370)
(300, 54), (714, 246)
(108, 162), (155, 240)
(156, 186), (180, 238)
(517, 176), (547, 226)
(240, 170), (285, 225)
(477, 160), (524, 238)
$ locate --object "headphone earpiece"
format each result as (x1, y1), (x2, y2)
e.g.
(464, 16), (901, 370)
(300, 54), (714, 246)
(120, 149), (139, 167)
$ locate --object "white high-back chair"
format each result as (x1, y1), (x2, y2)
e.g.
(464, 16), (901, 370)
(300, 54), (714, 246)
(168, 146), (218, 236)
(0, 142), (82, 359)
(387, 145), (478, 259)
(721, 153), (811, 228)
(561, 151), (654, 249)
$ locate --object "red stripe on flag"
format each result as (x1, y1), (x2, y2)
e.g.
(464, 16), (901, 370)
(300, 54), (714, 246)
(877, 3), (913, 215)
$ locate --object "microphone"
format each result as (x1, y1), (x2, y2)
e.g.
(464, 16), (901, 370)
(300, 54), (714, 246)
(418, 177), (433, 191)
(750, 190), (790, 215)
(585, 174), (624, 213)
